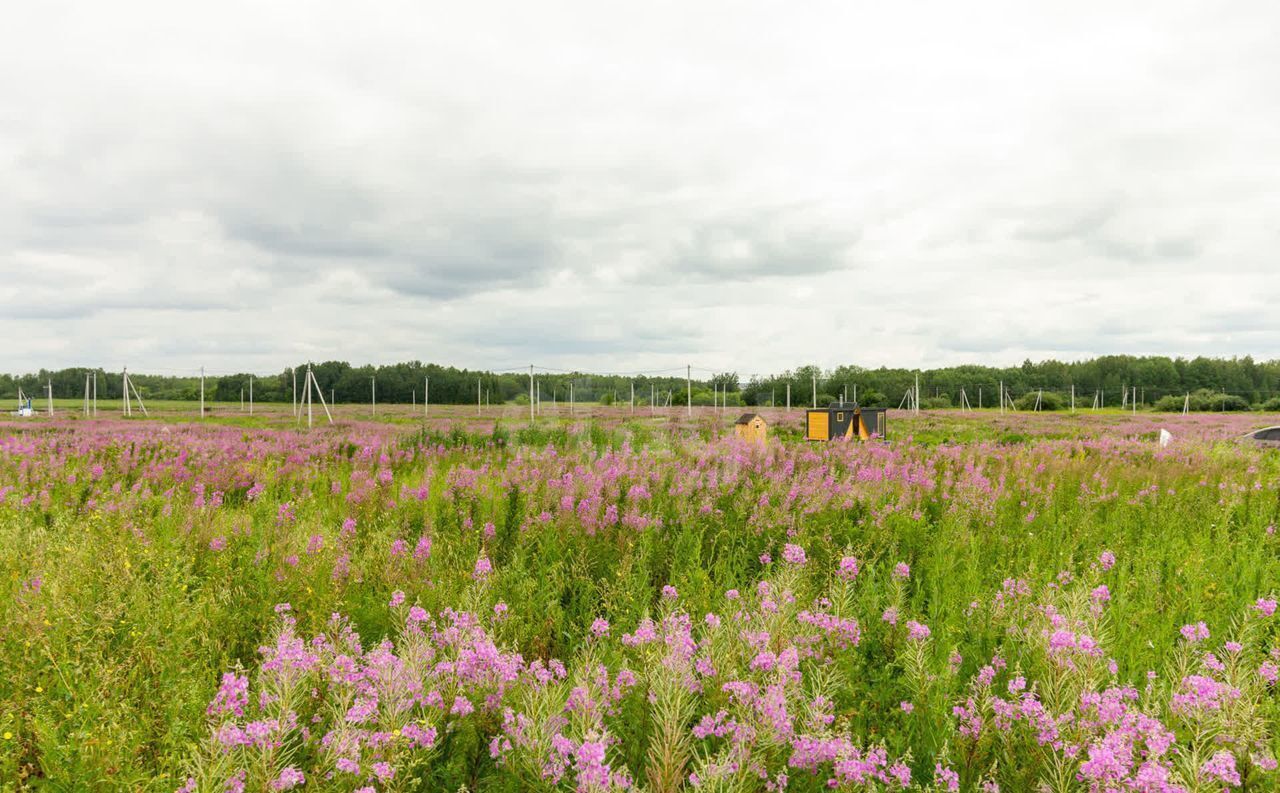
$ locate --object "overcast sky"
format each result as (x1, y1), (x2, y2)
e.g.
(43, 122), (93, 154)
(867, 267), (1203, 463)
(2, 2), (1278, 378)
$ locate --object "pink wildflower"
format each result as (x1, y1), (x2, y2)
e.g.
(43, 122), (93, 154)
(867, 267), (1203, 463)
(271, 768), (304, 790)
(1180, 622), (1209, 643)
(781, 543), (807, 565)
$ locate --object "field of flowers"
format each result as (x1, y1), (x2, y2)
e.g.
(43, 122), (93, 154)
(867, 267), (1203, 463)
(1, 406), (1278, 791)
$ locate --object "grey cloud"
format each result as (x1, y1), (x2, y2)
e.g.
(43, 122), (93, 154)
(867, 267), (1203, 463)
(3, 1), (1280, 374)
(460, 315), (692, 357)
(935, 334), (1020, 355)
(1014, 204), (1117, 244)
(226, 219), (389, 260)
(1192, 312), (1280, 335)
(666, 212), (859, 281)
(1092, 235), (1203, 264)
(1010, 202), (1203, 265)
(0, 291), (225, 320)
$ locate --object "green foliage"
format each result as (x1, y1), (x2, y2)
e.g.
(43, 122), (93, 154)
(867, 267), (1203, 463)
(1013, 390), (1065, 411)
(1208, 392), (1253, 411)
(1154, 388), (1252, 412)
(858, 390), (888, 408)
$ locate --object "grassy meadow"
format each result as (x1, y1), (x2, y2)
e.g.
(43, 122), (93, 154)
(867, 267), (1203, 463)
(1, 405), (1278, 791)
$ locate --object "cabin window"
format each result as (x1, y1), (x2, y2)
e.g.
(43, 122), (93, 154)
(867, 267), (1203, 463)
(836, 412), (844, 422)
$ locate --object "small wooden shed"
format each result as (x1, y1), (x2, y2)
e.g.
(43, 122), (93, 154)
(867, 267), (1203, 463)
(734, 413), (768, 443)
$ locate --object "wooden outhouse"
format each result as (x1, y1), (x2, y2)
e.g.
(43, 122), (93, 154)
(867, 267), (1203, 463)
(733, 413), (768, 443)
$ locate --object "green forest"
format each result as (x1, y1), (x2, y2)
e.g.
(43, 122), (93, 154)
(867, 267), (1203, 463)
(4, 355), (1280, 411)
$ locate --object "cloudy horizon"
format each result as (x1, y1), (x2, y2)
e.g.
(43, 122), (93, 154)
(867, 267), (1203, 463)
(2, 1), (1278, 377)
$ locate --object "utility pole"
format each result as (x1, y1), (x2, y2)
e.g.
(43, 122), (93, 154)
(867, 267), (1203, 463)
(529, 365), (535, 422)
(127, 370), (147, 416)
(786, 382), (791, 412)
(299, 367), (336, 427)
(47, 379), (53, 415)
(123, 367), (131, 417)
(1070, 384), (1075, 412)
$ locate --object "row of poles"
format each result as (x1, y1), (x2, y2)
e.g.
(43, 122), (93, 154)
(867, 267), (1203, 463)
(31, 366), (1224, 427)
(905, 382), (1184, 414)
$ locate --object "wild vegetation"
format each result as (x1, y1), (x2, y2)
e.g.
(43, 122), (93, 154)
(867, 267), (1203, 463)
(1, 406), (1278, 791)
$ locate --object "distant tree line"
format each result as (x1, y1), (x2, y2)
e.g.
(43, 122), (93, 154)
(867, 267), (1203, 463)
(739, 356), (1280, 412)
(4, 355), (1280, 411)
(0, 363), (712, 408)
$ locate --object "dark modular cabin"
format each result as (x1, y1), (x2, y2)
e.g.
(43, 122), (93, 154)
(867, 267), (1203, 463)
(805, 402), (887, 442)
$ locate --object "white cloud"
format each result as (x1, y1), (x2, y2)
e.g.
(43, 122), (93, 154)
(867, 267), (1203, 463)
(1, 0), (1278, 376)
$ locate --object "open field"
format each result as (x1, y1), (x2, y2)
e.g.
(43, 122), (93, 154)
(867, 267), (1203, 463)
(1, 408), (1278, 791)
